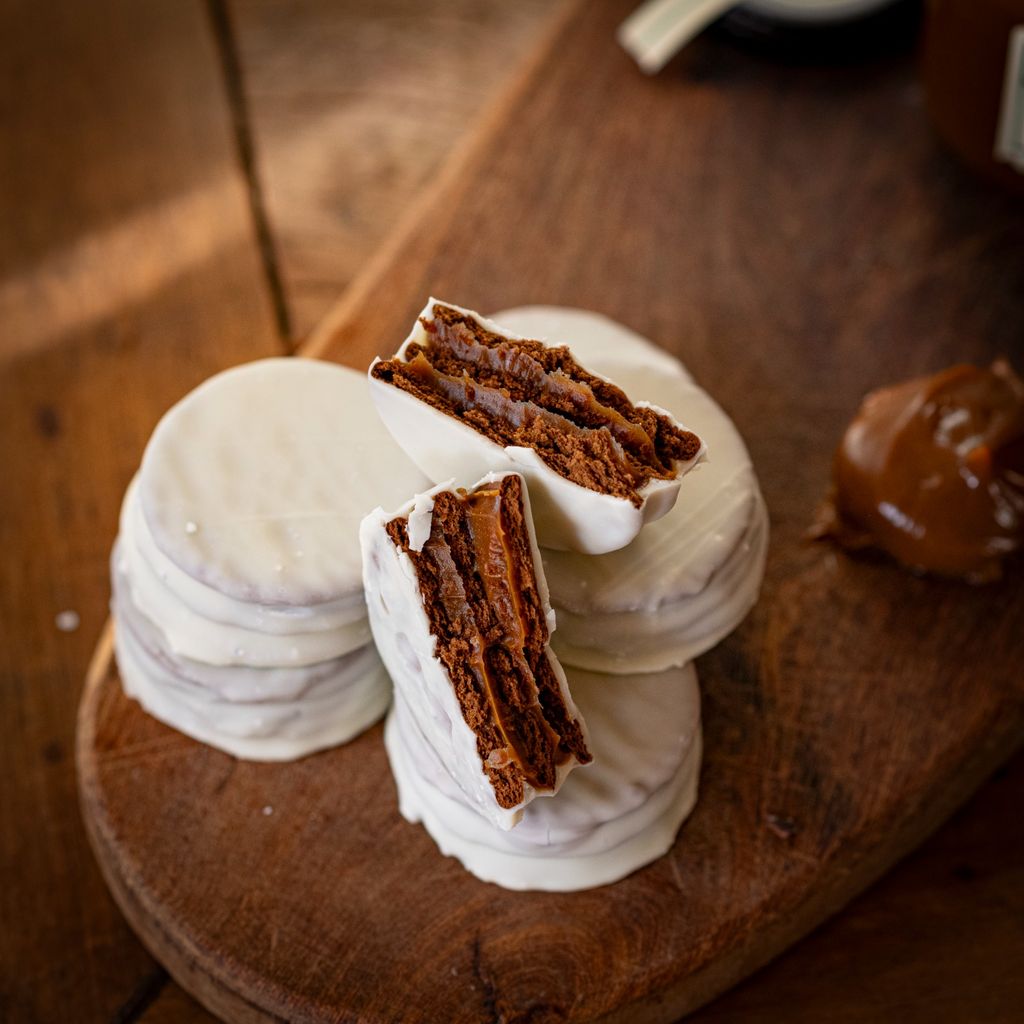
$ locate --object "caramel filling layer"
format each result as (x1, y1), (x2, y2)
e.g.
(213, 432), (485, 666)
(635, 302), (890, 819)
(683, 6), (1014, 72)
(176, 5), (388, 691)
(387, 475), (590, 809)
(372, 304), (701, 507)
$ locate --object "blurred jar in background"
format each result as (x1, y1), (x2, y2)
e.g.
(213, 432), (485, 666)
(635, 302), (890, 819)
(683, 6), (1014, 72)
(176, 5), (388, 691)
(723, 0), (920, 55)
(924, 0), (1024, 194)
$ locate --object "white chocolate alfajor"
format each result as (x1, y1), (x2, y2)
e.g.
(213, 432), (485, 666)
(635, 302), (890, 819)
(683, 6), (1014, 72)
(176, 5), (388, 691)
(492, 307), (769, 673)
(119, 479), (369, 667)
(385, 662), (702, 892)
(141, 358), (430, 606)
(114, 574), (390, 761)
(112, 357), (428, 760)
(361, 472), (591, 831)
(368, 299), (706, 555)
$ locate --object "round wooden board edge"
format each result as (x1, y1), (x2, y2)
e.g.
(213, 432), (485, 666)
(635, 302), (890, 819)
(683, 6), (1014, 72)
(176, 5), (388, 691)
(76, 620), (1024, 1024)
(77, 623), (282, 1024)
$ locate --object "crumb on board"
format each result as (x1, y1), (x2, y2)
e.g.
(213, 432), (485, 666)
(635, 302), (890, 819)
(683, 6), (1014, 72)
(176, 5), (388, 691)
(55, 610), (79, 632)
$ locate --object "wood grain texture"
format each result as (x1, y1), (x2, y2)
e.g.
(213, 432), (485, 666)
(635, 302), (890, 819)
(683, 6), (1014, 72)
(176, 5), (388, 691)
(0, 2), (283, 1021)
(140, 977), (221, 1024)
(227, 0), (560, 341)
(77, 3), (1024, 1021)
(693, 753), (1024, 1023)
(139, 744), (1024, 1024)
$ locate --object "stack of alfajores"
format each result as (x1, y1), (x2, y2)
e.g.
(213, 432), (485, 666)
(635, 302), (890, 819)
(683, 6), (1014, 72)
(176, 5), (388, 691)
(109, 300), (766, 891)
(112, 359), (428, 761)
(362, 300), (767, 890)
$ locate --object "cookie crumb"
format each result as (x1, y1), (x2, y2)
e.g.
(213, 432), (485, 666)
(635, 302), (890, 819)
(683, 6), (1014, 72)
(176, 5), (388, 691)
(55, 610), (79, 633)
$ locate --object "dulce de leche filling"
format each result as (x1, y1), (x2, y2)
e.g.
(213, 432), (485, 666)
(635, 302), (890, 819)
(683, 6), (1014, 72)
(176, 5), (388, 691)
(371, 303), (701, 508)
(386, 475), (590, 809)
(814, 361), (1024, 581)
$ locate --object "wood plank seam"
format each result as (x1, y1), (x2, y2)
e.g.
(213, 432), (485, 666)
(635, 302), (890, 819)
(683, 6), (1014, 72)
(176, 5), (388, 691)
(205, 0), (293, 343)
(109, 967), (170, 1024)
(301, 0), (588, 359)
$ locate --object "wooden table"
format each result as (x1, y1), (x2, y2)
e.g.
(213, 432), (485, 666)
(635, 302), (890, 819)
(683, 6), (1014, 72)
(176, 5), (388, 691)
(1, 2), (1022, 1021)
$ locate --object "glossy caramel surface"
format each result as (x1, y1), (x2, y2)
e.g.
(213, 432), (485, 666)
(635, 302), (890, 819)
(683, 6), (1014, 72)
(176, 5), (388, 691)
(824, 362), (1024, 580)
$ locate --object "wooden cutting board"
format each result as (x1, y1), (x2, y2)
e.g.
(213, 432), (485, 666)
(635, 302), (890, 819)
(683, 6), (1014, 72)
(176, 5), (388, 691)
(77, 2), (1024, 1021)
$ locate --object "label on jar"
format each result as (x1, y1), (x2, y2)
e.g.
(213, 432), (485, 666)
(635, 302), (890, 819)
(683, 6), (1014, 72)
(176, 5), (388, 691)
(995, 26), (1024, 172)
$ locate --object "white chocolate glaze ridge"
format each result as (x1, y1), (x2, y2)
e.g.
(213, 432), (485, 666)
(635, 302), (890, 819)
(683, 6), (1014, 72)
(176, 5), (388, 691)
(385, 663), (702, 891)
(551, 495), (768, 672)
(140, 358), (430, 605)
(113, 557), (380, 705)
(112, 358), (409, 758)
(128, 476), (366, 634)
(115, 619), (389, 761)
(118, 483), (369, 666)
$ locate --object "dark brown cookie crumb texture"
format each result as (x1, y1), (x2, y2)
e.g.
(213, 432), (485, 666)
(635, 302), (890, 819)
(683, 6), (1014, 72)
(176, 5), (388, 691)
(386, 475), (590, 809)
(371, 304), (701, 507)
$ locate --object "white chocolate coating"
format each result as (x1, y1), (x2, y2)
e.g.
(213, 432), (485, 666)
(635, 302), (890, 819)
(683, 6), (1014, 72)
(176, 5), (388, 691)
(119, 481), (369, 666)
(140, 358), (430, 605)
(128, 475), (366, 635)
(112, 547), (372, 703)
(550, 495), (768, 672)
(492, 308), (769, 673)
(360, 472), (589, 832)
(115, 616), (389, 761)
(114, 541), (389, 760)
(112, 358), (414, 758)
(368, 299), (706, 555)
(385, 663), (702, 892)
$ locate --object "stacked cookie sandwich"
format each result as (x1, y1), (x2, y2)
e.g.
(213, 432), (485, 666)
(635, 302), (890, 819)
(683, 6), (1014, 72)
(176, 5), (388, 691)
(363, 300), (766, 890)
(110, 300), (766, 893)
(112, 359), (428, 760)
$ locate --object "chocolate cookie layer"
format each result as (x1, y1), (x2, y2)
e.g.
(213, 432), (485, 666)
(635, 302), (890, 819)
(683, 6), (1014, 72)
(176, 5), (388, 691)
(385, 475), (590, 810)
(371, 303), (701, 507)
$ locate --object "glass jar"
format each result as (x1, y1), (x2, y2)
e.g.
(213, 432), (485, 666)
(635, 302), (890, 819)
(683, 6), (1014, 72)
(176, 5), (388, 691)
(923, 0), (1024, 194)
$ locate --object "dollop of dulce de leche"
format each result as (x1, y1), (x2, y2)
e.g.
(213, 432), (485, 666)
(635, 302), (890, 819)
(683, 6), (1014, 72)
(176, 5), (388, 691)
(816, 361), (1024, 582)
